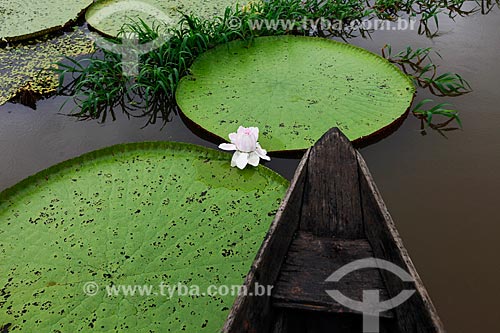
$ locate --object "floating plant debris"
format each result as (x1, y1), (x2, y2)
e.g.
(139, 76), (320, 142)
(0, 29), (94, 106)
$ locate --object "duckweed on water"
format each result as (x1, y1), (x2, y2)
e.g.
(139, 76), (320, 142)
(0, 29), (94, 107)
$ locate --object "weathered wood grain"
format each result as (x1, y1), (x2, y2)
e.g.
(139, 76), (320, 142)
(272, 231), (392, 318)
(270, 308), (396, 333)
(300, 129), (364, 238)
(223, 127), (444, 333)
(222, 149), (310, 333)
(357, 151), (445, 332)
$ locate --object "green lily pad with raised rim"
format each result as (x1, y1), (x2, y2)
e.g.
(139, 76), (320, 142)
(0, 0), (92, 42)
(86, 0), (238, 37)
(0, 142), (288, 332)
(176, 36), (415, 152)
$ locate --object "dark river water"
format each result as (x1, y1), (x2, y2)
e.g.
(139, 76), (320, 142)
(1, 7), (499, 332)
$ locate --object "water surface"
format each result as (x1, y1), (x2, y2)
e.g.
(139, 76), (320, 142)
(1, 8), (499, 332)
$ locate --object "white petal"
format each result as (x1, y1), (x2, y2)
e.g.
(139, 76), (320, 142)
(237, 126), (246, 134)
(228, 132), (237, 142)
(249, 127), (259, 141)
(260, 153), (271, 161)
(256, 144), (271, 161)
(231, 151), (249, 169)
(248, 152), (260, 166)
(230, 153), (238, 167)
(219, 143), (236, 151)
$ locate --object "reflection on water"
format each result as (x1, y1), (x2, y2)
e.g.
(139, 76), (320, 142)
(0, 99), (300, 190)
(1, 6), (499, 333)
(353, 9), (500, 333)
(480, 0), (500, 14)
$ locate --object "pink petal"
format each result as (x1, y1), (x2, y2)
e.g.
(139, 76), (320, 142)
(236, 134), (257, 153)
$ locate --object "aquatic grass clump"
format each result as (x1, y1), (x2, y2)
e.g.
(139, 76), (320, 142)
(56, 0), (475, 128)
(381, 44), (471, 130)
(85, 0), (237, 37)
(382, 45), (472, 96)
(412, 99), (463, 136)
(57, 14), (246, 124)
(57, 1), (318, 123)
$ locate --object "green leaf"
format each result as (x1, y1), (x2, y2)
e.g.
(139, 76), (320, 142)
(0, 0), (92, 41)
(85, 0), (238, 37)
(0, 142), (288, 332)
(412, 98), (433, 112)
(176, 36), (415, 152)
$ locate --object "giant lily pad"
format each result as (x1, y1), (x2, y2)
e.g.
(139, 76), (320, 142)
(0, 29), (94, 106)
(0, 0), (92, 41)
(0, 142), (288, 331)
(176, 36), (415, 152)
(86, 0), (238, 37)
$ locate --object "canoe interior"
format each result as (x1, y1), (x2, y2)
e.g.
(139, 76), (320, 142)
(223, 128), (444, 333)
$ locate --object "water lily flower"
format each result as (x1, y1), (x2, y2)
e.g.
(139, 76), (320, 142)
(219, 126), (271, 169)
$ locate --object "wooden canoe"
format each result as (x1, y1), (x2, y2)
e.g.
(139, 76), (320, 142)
(223, 128), (444, 332)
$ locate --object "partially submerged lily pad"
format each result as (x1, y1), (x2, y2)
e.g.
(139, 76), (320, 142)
(0, 142), (288, 331)
(86, 0), (238, 37)
(0, 0), (92, 41)
(0, 29), (94, 106)
(176, 36), (415, 152)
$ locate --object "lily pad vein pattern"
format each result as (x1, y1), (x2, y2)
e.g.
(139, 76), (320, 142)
(0, 142), (288, 332)
(176, 36), (415, 152)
